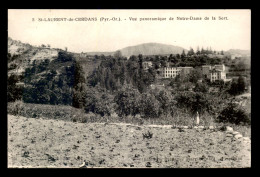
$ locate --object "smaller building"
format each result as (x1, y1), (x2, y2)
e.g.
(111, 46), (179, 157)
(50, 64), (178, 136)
(143, 61), (153, 70)
(80, 52), (88, 57)
(201, 64), (227, 82)
(214, 64), (225, 71)
(178, 67), (193, 75)
(201, 65), (212, 76)
(208, 68), (226, 82)
(231, 54), (242, 60)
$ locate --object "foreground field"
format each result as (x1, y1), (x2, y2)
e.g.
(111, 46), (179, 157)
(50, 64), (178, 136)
(8, 115), (251, 168)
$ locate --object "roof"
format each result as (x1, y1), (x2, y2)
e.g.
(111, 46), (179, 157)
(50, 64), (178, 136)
(178, 67), (193, 69)
(210, 68), (223, 72)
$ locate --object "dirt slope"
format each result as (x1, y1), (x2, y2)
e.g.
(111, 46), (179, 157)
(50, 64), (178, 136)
(8, 115), (251, 168)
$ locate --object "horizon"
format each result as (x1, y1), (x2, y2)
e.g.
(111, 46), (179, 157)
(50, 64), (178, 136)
(8, 9), (250, 53)
(8, 36), (250, 54)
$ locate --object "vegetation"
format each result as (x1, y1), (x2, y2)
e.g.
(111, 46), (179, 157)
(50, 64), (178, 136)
(7, 46), (251, 128)
(217, 102), (250, 125)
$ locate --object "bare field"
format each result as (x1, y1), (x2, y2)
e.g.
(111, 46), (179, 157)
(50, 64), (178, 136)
(8, 115), (251, 168)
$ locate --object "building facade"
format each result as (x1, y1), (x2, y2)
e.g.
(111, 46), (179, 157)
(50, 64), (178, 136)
(209, 68), (226, 82)
(142, 61), (153, 70)
(201, 64), (227, 82)
(178, 67), (193, 75)
(159, 65), (193, 79)
(160, 67), (182, 78)
(201, 65), (212, 76)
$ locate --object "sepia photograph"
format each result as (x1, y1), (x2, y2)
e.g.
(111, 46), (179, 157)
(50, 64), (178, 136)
(7, 9), (251, 168)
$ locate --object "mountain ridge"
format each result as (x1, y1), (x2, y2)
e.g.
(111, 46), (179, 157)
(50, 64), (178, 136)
(118, 42), (188, 57)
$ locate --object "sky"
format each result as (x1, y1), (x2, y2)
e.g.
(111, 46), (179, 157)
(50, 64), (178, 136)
(8, 9), (251, 53)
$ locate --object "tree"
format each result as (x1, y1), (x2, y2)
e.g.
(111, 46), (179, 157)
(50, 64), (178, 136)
(84, 86), (113, 116)
(187, 47), (195, 56)
(196, 46), (201, 55)
(228, 80), (238, 96)
(181, 50), (186, 58)
(237, 76), (246, 94)
(217, 102), (250, 125)
(72, 62), (86, 108)
(137, 92), (160, 118)
(114, 50), (122, 59)
(194, 82), (208, 93)
(201, 47), (205, 55)
(114, 85), (140, 117)
(7, 74), (23, 102)
(175, 91), (213, 117)
(227, 76), (246, 96)
(188, 68), (202, 83)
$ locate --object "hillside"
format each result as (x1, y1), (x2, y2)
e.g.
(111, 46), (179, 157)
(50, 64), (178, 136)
(225, 49), (250, 56)
(119, 43), (187, 57)
(84, 52), (115, 56)
(8, 37), (60, 75)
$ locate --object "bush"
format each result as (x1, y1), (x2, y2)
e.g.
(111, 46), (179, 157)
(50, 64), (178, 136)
(217, 102), (250, 125)
(8, 100), (24, 116)
(194, 82), (208, 93)
(7, 74), (23, 102)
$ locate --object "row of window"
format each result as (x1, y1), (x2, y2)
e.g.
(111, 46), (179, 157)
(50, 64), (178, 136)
(165, 74), (177, 78)
(164, 71), (180, 73)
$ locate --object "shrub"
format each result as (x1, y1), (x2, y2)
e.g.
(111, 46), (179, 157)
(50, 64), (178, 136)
(217, 102), (250, 125)
(8, 100), (24, 116)
(142, 130), (153, 139)
(7, 74), (23, 102)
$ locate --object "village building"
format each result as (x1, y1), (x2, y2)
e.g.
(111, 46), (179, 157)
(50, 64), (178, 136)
(231, 54), (242, 60)
(201, 64), (227, 82)
(159, 63), (193, 78)
(160, 66), (182, 78)
(201, 65), (212, 76)
(209, 68), (226, 82)
(178, 66), (193, 75)
(142, 61), (153, 70)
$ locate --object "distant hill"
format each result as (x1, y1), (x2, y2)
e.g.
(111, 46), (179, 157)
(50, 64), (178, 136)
(119, 43), (187, 57)
(225, 49), (250, 56)
(86, 52), (114, 56)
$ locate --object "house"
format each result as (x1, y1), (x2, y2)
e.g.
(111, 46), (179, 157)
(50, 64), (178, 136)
(215, 64), (225, 71)
(150, 84), (165, 90)
(142, 61), (153, 70)
(201, 65), (212, 76)
(178, 67), (193, 75)
(201, 64), (227, 82)
(231, 54), (242, 60)
(208, 68), (226, 82)
(80, 52), (88, 57)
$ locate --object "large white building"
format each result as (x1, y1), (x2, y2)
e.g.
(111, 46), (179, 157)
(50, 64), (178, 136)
(160, 67), (182, 78)
(159, 63), (193, 78)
